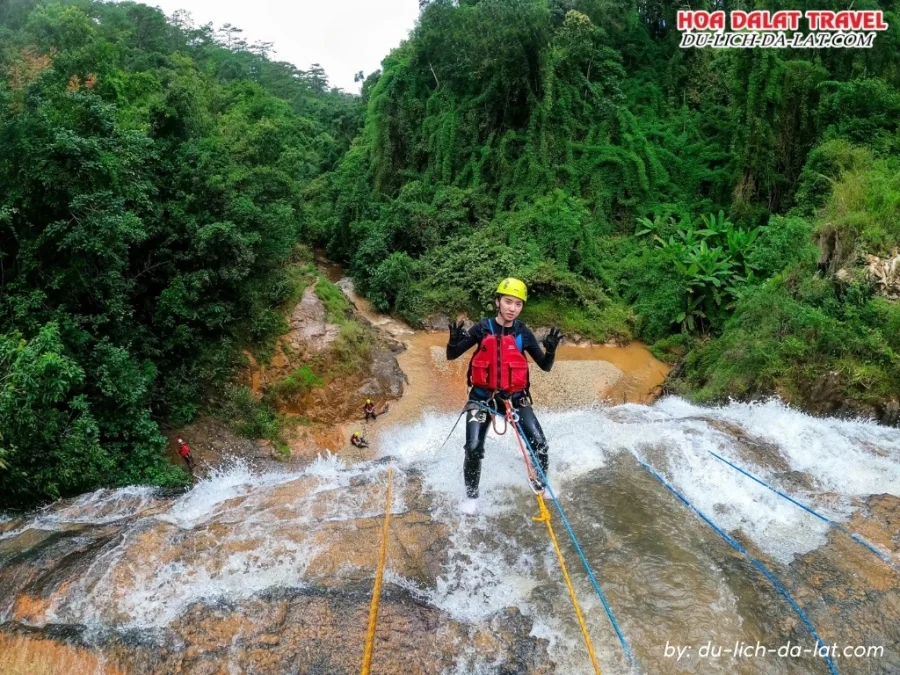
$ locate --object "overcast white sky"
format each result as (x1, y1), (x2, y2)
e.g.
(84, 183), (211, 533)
(150, 0), (420, 92)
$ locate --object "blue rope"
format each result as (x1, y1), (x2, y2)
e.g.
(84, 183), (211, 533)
(636, 458), (839, 675)
(466, 399), (636, 666)
(708, 451), (898, 572)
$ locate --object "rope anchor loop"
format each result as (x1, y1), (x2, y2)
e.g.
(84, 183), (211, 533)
(532, 498), (551, 523)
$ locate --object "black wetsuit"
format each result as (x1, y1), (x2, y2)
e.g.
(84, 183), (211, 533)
(446, 318), (556, 498)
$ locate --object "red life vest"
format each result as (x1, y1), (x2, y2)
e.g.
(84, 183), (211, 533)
(468, 321), (530, 393)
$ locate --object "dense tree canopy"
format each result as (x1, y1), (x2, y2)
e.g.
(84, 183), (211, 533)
(0, 0), (361, 506)
(314, 0), (899, 416)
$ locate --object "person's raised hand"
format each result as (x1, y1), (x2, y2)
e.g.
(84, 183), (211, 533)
(542, 326), (563, 352)
(448, 319), (467, 346)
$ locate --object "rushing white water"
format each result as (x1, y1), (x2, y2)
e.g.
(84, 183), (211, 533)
(387, 398), (900, 561)
(30, 456), (414, 636)
(0, 486), (160, 542)
(376, 397), (900, 672)
(2, 397), (898, 674)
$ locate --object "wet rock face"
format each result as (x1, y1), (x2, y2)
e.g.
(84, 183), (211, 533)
(0, 633), (125, 675)
(788, 493), (900, 675)
(2, 592), (554, 675)
(3, 401), (899, 674)
(0, 465), (555, 674)
(237, 282), (406, 428)
(92, 590), (553, 675)
(288, 285), (342, 357)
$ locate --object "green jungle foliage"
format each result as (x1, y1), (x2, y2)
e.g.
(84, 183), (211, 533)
(0, 0), (361, 507)
(314, 0), (900, 412)
(2, 0), (899, 507)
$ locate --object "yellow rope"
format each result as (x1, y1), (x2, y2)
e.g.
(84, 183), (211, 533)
(500, 398), (601, 672)
(532, 493), (603, 675)
(361, 466), (393, 675)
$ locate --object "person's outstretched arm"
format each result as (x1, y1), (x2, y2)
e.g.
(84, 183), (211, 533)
(522, 326), (562, 372)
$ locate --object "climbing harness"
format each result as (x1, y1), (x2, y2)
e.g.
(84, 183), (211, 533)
(435, 398), (499, 453)
(637, 458), (839, 675)
(467, 398), (636, 668)
(708, 450), (899, 572)
(361, 467), (393, 675)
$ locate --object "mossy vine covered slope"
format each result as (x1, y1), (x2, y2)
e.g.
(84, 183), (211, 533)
(313, 0), (900, 421)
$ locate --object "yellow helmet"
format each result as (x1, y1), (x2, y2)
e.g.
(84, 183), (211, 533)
(496, 277), (527, 302)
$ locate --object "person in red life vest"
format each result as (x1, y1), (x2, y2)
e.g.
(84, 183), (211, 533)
(364, 399), (377, 422)
(177, 437), (195, 472)
(446, 277), (563, 514)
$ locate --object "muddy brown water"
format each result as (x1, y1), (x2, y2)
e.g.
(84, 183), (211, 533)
(1, 276), (898, 674)
(389, 332), (668, 426)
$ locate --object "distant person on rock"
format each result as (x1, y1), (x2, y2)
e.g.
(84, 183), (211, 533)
(364, 399), (377, 422)
(177, 437), (195, 472)
(446, 277), (562, 515)
(351, 431), (370, 449)
(363, 398), (390, 422)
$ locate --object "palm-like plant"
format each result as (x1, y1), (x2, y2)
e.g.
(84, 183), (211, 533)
(637, 211), (763, 333)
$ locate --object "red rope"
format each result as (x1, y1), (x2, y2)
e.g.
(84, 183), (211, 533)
(503, 400), (537, 482)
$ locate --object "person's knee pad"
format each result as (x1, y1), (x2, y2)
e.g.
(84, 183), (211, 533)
(467, 408), (488, 424)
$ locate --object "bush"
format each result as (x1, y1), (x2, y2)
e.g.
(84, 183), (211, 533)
(269, 365), (324, 402)
(327, 321), (373, 376)
(216, 384), (283, 443)
(747, 216), (818, 279)
(649, 333), (693, 364)
(315, 277), (353, 324)
(0, 324), (187, 506)
(368, 252), (418, 312)
(817, 156), (900, 256)
(635, 210), (764, 334)
(793, 139), (873, 214)
(680, 275), (900, 406)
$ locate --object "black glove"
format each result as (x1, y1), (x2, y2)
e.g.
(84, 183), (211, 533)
(542, 327), (563, 353)
(448, 320), (467, 347)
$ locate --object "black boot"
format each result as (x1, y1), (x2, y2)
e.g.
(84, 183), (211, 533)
(463, 449), (482, 498)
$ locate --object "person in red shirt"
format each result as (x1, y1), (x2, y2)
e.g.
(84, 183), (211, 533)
(177, 437), (195, 472)
(364, 399), (377, 422)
